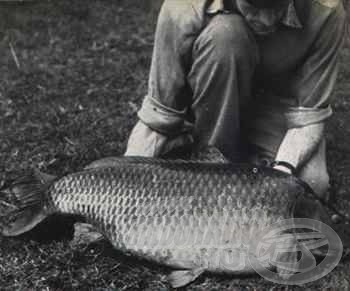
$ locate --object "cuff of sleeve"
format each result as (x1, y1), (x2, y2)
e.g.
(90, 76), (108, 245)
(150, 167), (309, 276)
(138, 96), (193, 135)
(284, 106), (333, 128)
(206, 0), (225, 14)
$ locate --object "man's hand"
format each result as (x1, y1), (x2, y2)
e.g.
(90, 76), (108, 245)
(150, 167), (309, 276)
(125, 121), (168, 157)
(274, 122), (324, 172)
(125, 121), (193, 158)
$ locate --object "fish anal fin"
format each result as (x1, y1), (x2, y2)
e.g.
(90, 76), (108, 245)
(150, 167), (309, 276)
(276, 249), (299, 280)
(167, 268), (205, 288)
(275, 236), (315, 281)
(71, 222), (103, 247)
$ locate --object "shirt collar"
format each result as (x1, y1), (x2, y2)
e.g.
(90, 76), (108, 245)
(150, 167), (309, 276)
(281, 1), (303, 29)
(206, 0), (303, 29)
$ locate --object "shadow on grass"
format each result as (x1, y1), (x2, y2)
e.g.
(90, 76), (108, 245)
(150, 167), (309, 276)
(18, 214), (84, 243)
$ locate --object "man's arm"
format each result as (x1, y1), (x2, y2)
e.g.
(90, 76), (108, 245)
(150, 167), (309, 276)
(125, 121), (194, 157)
(274, 123), (324, 173)
(274, 2), (346, 173)
(125, 0), (203, 157)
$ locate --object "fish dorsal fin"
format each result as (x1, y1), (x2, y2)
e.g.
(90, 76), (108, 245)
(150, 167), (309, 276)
(84, 146), (229, 170)
(168, 268), (205, 288)
(189, 146), (229, 163)
(84, 156), (155, 170)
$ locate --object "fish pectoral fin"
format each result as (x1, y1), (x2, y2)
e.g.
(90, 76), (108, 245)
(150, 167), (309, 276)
(276, 250), (299, 280)
(167, 268), (205, 288)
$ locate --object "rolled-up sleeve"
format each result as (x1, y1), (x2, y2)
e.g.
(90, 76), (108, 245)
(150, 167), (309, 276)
(138, 0), (202, 135)
(285, 2), (346, 128)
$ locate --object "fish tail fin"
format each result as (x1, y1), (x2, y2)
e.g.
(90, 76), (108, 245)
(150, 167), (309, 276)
(0, 169), (57, 236)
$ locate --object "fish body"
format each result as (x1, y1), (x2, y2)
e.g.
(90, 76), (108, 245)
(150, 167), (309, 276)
(0, 157), (312, 286)
(52, 159), (304, 271)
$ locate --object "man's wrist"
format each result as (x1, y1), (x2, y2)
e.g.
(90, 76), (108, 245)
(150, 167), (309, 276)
(271, 161), (296, 175)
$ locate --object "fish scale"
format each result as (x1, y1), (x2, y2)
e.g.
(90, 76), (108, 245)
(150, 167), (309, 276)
(44, 160), (305, 274)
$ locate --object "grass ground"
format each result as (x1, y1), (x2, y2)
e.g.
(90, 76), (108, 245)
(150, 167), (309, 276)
(0, 1), (350, 289)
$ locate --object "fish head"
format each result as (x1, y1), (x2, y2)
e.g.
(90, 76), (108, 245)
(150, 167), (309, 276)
(293, 189), (350, 250)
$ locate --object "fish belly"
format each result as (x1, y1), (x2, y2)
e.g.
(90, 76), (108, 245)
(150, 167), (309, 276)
(104, 203), (287, 274)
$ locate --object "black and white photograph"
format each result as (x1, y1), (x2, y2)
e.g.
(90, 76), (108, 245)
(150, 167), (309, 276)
(0, 0), (350, 289)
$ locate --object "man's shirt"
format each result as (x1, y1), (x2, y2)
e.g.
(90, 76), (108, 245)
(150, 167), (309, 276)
(128, 0), (346, 157)
(209, 0), (303, 34)
(139, 0), (346, 130)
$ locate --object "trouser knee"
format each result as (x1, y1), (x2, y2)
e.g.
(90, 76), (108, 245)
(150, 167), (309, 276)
(194, 14), (258, 68)
(188, 13), (258, 159)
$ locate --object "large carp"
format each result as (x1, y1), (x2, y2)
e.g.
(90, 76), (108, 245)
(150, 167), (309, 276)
(0, 154), (347, 287)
